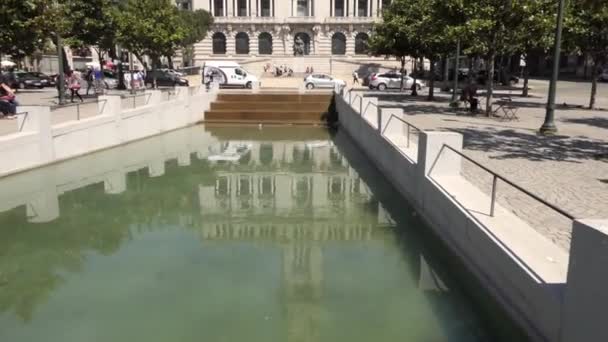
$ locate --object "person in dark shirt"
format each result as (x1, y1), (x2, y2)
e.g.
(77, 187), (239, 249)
(0, 73), (18, 118)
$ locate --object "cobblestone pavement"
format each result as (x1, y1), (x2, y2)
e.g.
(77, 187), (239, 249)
(378, 83), (608, 251)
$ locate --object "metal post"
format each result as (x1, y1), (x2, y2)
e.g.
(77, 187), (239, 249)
(76, 103), (80, 120)
(133, 96), (136, 108)
(359, 99), (362, 115)
(451, 39), (461, 104)
(406, 124), (410, 148)
(540, 0), (566, 135)
(129, 52), (135, 94)
(490, 175), (498, 216)
(56, 34), (66, 105)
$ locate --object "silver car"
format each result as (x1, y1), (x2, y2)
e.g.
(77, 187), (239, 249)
(369, 73), (425, 91)
(304, 74), (346, 89)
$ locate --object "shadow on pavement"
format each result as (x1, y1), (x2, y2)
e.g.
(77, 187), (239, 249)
(563, 117), (608, 130)
(443, 126), (608, 162)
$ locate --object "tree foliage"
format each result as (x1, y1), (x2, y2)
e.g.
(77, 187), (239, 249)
(0, 0), (46, 61)
(113, 0), (187, 69)
(564, 0), (608, 109)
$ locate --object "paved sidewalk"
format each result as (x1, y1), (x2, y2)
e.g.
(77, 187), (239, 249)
(378, 87), (608, 251)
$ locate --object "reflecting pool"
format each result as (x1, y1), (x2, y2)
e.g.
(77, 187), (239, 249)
(0, 125), (526, 342)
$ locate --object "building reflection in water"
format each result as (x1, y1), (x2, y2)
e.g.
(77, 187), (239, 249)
(0, 126), (475, 342)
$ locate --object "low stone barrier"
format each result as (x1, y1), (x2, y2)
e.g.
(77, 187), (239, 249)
(0, 86), (217, 177)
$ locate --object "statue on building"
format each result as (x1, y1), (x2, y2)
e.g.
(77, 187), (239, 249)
(293, 36), (305, 56)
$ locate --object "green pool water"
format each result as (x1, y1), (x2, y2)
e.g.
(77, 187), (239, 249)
(0, 125), (526, 342)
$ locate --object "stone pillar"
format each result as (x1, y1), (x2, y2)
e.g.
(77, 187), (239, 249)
(560, 219), (608, 342)
(177, 151), (192, 166)
(380, 108), (404, 136)
(17, 106), (54, 164)
(417, 131), (463, 177)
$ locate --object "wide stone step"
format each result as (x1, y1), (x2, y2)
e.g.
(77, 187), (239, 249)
(204, 110), (328, 123)
(210, 101), (330, 111)
(216, 93), (332, 103)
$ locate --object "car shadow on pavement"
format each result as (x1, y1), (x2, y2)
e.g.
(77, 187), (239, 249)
(444, 126), (608, 162)
(562, 117), (608, 130)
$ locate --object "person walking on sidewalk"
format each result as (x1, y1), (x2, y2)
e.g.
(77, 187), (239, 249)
(67, 70), (83, 103)
(352, 71), (360, 85)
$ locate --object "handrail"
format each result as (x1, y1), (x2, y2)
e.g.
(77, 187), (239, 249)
(430, 144), (575, 220)
(381, 114), (422, 149)
(16, 111), (28, 132)
(121, 92), (151, 108)
(50, 99), (105, 120)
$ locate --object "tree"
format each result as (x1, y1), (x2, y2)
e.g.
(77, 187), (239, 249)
(177, 9), (213, 67)
(0, 0), (47, 64)
(368, 1), (417, 91)
(64, 0), (119, 65)
(113, 0), (186, 73)
(565, 0), (608, 109)
(460, 0), (535, 116)
(511, 0), (555, 97)
(369, 0), (464, 98)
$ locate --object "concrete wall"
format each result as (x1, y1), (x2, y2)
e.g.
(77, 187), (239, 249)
(0, 86), (217, 177)
(335, 89), (608, 342)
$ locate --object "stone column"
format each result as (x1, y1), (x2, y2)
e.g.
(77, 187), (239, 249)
(104, 171), (127, 194)
(560, 219), (608, 342)
(17, 106), (54, 164)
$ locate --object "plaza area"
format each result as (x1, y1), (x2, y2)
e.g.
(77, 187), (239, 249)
(377, 79), (608, 251)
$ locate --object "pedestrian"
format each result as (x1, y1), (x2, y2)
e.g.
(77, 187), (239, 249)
(85, 67), (94, 95)
(0, 72), (18, 119)
(306, 66), (310, 74)
(67, 70), (83, 103)
(352, 71), (360, 85)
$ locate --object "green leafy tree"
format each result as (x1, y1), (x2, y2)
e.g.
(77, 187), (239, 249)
(0, 0), (47, 65)
(564, 0), (608, 109)
(368, 1), (417, 91)
(63, 0), (120, 64)
(460, 0), (536, 115)
(113, 0), (186, 72)
(177, 9), (213, 67)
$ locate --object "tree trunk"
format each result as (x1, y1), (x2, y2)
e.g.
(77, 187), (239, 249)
(427, 57), (436, 101)
(589, 60), (598, 109)
(400, 56), (405, 91)
(168, 55), (174, 69)
(485, 55), (496, 116)
(522, 65), (530, 97)
(411, 59), (418, 96)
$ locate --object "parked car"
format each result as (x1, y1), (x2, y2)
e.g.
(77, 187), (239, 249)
(303, 74), (345, 89)
(160, 68), (184, 77)
(599, 69), (608, 82)
(6, 71), (45, 89)
(145, 70), (189, 87)
(202, 61), (259, 89)
(368, 73), (425, 91)
(27, 71), (55, 86)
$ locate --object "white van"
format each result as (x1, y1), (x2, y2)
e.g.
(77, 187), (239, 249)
(202, 61), (259, 89)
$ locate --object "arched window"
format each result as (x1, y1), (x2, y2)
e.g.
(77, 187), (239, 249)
(355, 33), (369, 55)
(212, 32), (226, 55)
(294, 32), (311, 55)
(258, 32), (273, 55)
(235, 32), (250, 55)
(331, 32), (346, 55)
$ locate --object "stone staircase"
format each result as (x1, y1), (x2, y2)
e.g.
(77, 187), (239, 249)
(204, 92), (334, 124)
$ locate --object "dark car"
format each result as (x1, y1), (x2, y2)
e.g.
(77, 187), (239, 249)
(27, 71), (55, 86)
(4, 71), (45, 89)
(145, 70), (189, 87)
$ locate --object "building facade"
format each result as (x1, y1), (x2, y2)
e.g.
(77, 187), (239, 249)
(190, 0), (392, 60)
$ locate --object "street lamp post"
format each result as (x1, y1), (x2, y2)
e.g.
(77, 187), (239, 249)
(540, 0), (567, 135)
